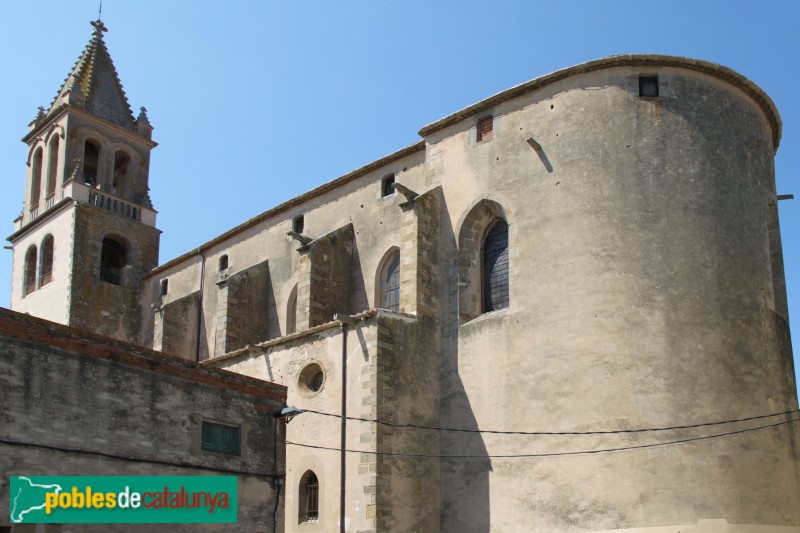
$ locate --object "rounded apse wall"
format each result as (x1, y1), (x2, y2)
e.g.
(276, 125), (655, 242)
(443, 57), (800, 531)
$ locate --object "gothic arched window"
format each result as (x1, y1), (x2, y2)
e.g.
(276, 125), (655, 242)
(382, 251), (401, 312)
(299, 471), (319, 523)
(24, 245), (38, 296)
(100, 237), (127, 285)
(30, 148), (43, 208)
(46, 136), (59, 200)
(39, 235), (54, 287)
(482, 220), (509, 312)
(83, 140), (100, 186)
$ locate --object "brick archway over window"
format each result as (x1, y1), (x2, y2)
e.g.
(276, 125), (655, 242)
(457, 199), (509, 323)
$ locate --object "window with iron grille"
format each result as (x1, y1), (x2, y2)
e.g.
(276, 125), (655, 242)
(483, 220), (509, 312)
(23, 245), (37, 296)
(477, 116), (493, 142)
(301, 472), (319, 522)
(39, 235), (54, 287)
(383, 252), (400, 312)
(201, 421), (240, 455)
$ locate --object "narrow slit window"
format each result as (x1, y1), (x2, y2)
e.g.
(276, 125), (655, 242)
(477, 116), (493, 142)
(293, 215), (305, 234)
(160, 278), (169, 296)
(382, 174), (395, 197)
(219, 254), (229, 271)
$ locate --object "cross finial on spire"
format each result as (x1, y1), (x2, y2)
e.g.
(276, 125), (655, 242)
(90, 19), (108, 36)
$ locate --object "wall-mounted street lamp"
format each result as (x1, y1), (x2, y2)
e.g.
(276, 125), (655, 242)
(273, 405), (303, 423)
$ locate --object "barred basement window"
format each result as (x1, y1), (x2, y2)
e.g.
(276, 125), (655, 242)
(482, 219), (509, 312)
(477, 116), (493, 142)
(201, 421), (240, 455)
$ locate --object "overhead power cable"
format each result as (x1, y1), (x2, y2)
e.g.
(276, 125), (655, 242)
(296, 407), (800, 436)
(286, 416), (800, 459)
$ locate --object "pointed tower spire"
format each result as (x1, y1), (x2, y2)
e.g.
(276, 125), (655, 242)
(10, 18), (160, 344)
(48, 20), (136, 130)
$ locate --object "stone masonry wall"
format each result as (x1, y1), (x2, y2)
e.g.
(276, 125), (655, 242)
(69, 203), (160, 344)
(157, 291), (200, 359)
(215, 260), (275, 354)
(0, 307), (287, 532)
(298, 224), (355, 329)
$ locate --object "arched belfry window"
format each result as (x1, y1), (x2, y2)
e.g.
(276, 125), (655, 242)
(100, 237), (127, 286)
(299, 471), (319, 523)
(39, 235), (54, 287)
(46, 136), (60, 199)
(30, 148), (43, 208)
(382, 251), (400, 311)
(83, 140), (100, 186)
(112, 151), (130, 196)
(24, 246), (38, 296)
(483, 220), (509, 312)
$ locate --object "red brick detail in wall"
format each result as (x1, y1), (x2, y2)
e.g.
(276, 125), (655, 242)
(0, 307), (287, 403)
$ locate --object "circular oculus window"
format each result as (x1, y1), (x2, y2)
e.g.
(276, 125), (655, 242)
(299, 363), (325, 395)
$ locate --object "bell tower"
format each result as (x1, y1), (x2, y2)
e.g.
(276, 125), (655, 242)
(7, 20), (160, 344)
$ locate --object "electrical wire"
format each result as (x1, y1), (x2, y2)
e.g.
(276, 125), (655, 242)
(286, 415), (800, 459)
(296, 407), (800, 436)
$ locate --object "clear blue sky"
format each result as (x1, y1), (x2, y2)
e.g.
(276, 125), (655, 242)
(2, 1), (799, 394)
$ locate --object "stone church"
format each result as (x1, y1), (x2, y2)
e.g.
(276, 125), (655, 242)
(8, 19), (800, 533)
